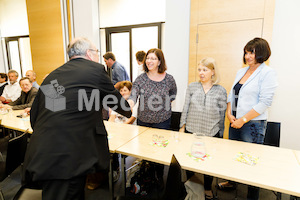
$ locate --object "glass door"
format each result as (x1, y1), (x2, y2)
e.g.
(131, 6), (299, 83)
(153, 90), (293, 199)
(104, 23), (162, 82)
(5, 36), (33, 77)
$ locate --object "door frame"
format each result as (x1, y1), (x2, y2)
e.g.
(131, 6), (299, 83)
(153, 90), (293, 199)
(104, 22), (162, 80)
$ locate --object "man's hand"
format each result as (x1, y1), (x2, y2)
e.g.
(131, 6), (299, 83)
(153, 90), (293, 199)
(24, 107), (31, 115)
(0, 96), (6, 102)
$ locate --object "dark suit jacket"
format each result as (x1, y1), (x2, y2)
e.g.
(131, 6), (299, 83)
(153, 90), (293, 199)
(23, 58), (131, 183)
(0, 82), (8, 96)
(9, 87), (38, 110)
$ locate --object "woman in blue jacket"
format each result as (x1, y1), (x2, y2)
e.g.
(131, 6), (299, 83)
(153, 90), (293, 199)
(219, 38), (278, 200)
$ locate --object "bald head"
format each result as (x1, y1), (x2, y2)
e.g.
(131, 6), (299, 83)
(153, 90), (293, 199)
(26, 70), (37, 82)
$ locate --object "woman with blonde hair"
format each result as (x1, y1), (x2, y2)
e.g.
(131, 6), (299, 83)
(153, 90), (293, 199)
(180, 57), (227, 200)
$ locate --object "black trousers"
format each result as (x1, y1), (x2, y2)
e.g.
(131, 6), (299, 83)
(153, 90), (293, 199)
(41, 176), (87, 200)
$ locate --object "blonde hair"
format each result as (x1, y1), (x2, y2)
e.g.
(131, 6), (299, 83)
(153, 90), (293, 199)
(198, 57), (220, 84)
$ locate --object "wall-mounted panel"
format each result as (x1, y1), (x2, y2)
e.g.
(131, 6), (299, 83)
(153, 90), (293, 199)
(26, 0), (65, 84)
(188, 0), (275, 138)
(196, 19), (263, 92)
(198, 0), (265, 24)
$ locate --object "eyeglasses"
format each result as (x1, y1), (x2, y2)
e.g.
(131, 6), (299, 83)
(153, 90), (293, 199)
(146, 57), (158, 61)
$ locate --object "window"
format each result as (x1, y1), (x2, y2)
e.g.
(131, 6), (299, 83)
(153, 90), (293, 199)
(101, 23), (162, 81)
(4, 36), (33, 77)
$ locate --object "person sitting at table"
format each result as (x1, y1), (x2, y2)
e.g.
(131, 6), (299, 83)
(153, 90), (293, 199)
(0, 73), (8, 96)
(0, 77), (38, 110)
(109, 81), (137, 124)
(108, 81), (137, 183)
(26, 70), (40, 89)
(179, 57), (227, 200)
(0, 70), (21, 103)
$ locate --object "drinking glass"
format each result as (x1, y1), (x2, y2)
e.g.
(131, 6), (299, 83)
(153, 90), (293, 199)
(191, 139), (206, 158)
(158, 135), (165, 144)
(173, 131), (179, 142)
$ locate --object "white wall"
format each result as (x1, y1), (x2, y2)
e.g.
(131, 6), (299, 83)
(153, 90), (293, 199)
(99, 0), (165, 28)
(72, 0), (100, 49)
(0, 0), (29, 73)
(268, 0), (300, 150)
(164, 0), (190, 111)
(0, 0), (29, 37)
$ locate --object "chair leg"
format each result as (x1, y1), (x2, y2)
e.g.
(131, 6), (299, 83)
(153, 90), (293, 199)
(276, 192), (282, 200)
(235, 183), (238, 200)
(215, 177), (219, 199)
(121, 155), (126, 196)
(109, 154), (114, 200)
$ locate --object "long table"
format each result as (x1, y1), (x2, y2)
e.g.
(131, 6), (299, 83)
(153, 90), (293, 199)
(1, 112), (300, 197)
(117, 128), (300, 197)
(0, 110), (32, 133)
(104, 121), (149, 153)
(173, 133), (300, 197)
(294, 150), (300, 166)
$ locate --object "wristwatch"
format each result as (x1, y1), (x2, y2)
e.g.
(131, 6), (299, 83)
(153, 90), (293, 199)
(242, 117), (248, 123)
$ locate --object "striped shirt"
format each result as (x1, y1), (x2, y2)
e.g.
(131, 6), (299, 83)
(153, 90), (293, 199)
(180, 82), (227, 137)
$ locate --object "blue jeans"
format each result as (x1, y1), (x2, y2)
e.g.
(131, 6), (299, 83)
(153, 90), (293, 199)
(137, 118), (171, 130)
(229, 120), (267, 200)
(229, 120), (267, 144)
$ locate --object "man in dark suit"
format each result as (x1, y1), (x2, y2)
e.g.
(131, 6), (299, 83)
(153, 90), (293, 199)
(22, 37), (132, 200)
(0, 77), (38, 110)
(0, 73), (8, 96)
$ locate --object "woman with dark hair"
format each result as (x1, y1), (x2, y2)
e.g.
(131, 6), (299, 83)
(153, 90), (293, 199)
(218, 38), (278, 200)
(128, 48), (177, 129)
(128, 48), (177, 189)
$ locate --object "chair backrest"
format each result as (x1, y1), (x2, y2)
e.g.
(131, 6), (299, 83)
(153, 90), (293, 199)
(5, 130), (29, 176)
(13, 187), (42, 200)
(163, 154), (184, 200)
(264, 122), (280, 147)
(0, 136), (10, 181)
(170, 112), (181, 131)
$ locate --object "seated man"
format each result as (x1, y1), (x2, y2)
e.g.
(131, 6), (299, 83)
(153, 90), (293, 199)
(0, 70), (21, 103)
(0, 73), (8, 96)
(0, 77), (38, 110)
(26, 70), (40, 89)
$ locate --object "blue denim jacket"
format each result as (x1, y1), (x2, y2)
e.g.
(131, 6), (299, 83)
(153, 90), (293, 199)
(227, 63), (278, 120)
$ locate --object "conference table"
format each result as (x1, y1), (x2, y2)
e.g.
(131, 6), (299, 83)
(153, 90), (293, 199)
(294, 150), (300, 166)
(0, 110), (32, 133)
(117, 128), (300, 198)
(172, 133), (300, 197)
(1, 111), (300, 198)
